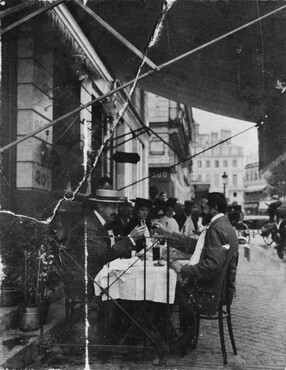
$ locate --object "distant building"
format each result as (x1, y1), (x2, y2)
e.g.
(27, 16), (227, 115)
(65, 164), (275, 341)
(147, 93), (193, 203)
(191, 123), (244, 205)
(244, 153), (270, 215)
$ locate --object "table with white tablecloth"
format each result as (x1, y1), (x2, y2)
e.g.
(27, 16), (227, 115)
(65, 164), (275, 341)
(94, 257), (177, 304)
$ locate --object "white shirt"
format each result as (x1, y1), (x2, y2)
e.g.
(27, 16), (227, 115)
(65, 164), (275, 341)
(210, 213), (224, 224)
(189, 228), (207, 265)
(182, 215), (195, 236)
(188, 213), (224, 265)
(94, 210), (115, 246)
(160, 216), (180, 233)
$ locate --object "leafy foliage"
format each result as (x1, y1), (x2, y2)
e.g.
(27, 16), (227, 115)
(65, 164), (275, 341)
(264, 159), (286, 199)
(0, 214), (61, 306)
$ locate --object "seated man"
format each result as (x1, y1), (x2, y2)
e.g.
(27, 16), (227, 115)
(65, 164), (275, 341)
(65, 189), (147, 343)
(69, 189), (146, 298)
(155, 193), (239, 351)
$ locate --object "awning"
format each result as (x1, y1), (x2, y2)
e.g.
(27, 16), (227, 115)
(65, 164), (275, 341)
(3, 0), (286, 174)
(65, 0), (286, 123)
(244, 203), (259, 209)
(245, 185), (267, 193)
(192, 183), (210, 191)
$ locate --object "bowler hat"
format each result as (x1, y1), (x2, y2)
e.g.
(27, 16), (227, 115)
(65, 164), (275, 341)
(131, 197), (153, 209)
(184, 200), (194, 207)
(87, 189), (124, 203)
(164, 197), (177, 209)
(154, 198), (166, 210)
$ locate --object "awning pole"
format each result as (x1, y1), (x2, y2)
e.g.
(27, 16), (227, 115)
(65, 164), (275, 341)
(160, 4), (286, 70)
(146, 126), (185, 160)
(108, 126), (146, 141)
(119, 123), (258, 191)
(0, 70), (154, 153)
(73, 0), (158, 71)
(0, 3), (30, 20)
(0, 0), (65, 35)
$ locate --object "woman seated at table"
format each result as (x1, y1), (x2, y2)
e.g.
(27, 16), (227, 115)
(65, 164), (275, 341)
(124, 197), (154, 255)
(158, 197), (180, 234)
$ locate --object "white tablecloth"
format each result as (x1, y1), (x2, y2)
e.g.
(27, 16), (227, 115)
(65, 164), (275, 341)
(94, 257), (177, 304)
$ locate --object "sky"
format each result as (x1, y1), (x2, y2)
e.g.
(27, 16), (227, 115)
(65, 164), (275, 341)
(192, 108), (259, 156)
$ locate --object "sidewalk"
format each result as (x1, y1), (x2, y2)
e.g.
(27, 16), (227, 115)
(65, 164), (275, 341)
(3, 235), (286, 370)
(0, 298), (65, 369)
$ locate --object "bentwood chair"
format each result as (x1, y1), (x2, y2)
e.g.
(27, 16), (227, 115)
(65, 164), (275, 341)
(192, 251), (239, 365)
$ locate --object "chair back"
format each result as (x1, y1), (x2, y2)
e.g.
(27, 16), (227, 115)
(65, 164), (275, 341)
(221, 251), (239, 306)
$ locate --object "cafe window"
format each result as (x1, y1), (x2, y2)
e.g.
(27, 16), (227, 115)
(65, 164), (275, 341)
(233, 174), (238, 186)
(215, 160), (219, 168)
(150, 140), (164, 155)
(206, 160), (210, 168)
(215, 174), (219, 186)
(223, 160), (228, 167)
(197, 160), (202, 168)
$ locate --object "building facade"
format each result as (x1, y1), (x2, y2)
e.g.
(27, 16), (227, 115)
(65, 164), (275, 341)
(147, 93), (193, 203)
(0, 5), (149, 218)
(191, 124), (244, 205)
(244, 153), (270, 215)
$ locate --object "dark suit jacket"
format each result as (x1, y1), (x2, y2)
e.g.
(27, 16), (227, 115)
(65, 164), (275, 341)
(68, 209), (134, 297)
(180, 215), (239, 314)
(105, 216), (129, 237)
(84, 210), (134, 278)
(124, 217), (151, 235)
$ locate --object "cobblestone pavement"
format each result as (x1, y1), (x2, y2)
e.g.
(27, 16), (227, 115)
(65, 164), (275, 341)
(26, 234), (286, 370)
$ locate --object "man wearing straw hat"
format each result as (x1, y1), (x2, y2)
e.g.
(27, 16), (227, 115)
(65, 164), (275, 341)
(63, 189), (145, 341)
(67, 190), (145, 297)
(81, 189), (146, 293)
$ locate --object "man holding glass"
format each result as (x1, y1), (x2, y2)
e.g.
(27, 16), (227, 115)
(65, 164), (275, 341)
(155, 193), (239, 354)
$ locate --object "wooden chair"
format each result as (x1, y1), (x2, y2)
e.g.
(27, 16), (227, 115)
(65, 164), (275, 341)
(192, 251), (239, 365)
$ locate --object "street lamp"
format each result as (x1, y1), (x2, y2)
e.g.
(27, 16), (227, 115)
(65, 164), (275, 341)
(222, 172), (228, 196)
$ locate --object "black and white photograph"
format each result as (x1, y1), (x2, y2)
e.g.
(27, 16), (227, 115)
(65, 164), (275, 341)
(0, 1), (286, 369)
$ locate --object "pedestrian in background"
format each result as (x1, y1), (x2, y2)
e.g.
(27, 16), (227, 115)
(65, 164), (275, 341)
(276, 204), (286, 260)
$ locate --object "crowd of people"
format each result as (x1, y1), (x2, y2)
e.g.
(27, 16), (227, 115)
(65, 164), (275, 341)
(52, 177), (239, 364)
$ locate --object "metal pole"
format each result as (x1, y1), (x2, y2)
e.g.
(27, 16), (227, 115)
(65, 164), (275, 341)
(1, 0), (280, 152)
(0, 0), (65, 35)
(0, 2), (29, 19)
(143, 235), (146, 347)
(73, 0), (158, 71)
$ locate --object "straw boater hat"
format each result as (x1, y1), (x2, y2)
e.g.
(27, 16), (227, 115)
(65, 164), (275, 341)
(86, 189), (125, 203)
